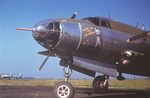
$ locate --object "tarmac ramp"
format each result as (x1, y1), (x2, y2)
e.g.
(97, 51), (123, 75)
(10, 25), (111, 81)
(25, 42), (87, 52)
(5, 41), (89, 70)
(0, 85), (150, 98)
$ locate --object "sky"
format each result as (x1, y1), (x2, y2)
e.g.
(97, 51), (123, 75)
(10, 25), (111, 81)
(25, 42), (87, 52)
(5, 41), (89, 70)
(0, 0), (150, 79)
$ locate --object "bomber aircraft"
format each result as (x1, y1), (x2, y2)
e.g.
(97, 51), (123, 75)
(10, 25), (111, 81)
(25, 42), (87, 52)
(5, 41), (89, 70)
(17, 12), (150, 98)
(0, 73), (13, 79)
(0, 73), (22, 79)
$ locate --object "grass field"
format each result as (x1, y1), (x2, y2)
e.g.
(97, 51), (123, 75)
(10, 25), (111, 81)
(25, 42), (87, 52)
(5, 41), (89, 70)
(0, 79), (150, 89)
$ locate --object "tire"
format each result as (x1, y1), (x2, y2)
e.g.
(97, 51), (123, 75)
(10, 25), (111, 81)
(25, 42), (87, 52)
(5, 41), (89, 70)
(92, 76), (108, 93)
(53, 81), (75, 98)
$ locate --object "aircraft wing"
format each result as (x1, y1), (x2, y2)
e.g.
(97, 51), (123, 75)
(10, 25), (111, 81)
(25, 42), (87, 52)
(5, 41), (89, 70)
(127, 31), (150, 42)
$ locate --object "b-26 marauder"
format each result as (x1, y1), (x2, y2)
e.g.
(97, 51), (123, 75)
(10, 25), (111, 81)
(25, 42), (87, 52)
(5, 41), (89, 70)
(17, 12), (150, 98)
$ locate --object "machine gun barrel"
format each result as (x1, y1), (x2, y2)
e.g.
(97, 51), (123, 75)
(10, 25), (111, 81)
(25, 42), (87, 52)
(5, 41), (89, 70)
(16, 27), (33, 31)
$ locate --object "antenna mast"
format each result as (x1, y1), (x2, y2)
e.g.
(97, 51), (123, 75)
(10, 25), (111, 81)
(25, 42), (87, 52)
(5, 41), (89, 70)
(108, 10), (110, 19)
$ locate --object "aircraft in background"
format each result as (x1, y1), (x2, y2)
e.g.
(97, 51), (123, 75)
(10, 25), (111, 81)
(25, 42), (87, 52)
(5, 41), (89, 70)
(0, 73), (13, 79)
(12, 73), (22, 79)
(17, 12), (150, 98)
(0, 73), (22, 79)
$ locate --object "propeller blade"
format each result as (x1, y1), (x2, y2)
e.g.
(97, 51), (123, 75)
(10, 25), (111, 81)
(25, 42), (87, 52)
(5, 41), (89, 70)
(71, 12), (77, 19)
(38, 51), (51, 72)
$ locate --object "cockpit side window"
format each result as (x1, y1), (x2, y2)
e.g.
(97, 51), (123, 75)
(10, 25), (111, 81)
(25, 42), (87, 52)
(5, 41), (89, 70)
(101, 20), (107, 27)
(82, 17), (99, 26)
(100, 19), (111, 29)
(89, 18), (99, 26)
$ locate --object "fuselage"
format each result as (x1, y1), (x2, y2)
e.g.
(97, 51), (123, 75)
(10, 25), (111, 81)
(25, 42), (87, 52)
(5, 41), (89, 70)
(32, 17), (150, 77)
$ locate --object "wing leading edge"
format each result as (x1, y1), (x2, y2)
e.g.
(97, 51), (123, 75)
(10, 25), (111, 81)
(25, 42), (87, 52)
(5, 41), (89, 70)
(127, 31), (150, 42)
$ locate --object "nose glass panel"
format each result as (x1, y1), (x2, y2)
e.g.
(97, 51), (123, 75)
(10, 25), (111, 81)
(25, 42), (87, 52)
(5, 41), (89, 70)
(33, 20), (62, 50)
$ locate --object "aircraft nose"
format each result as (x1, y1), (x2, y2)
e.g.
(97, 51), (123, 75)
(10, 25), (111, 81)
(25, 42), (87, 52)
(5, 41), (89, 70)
(32, 25), (47, 46)
(33, 32), (43, 42)
(32, 21), (62, 50)
(33, 32), (39, 39)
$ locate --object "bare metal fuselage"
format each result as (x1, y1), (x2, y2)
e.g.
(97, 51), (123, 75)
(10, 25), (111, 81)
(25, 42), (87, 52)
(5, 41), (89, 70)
(16, 15), (150, 97)
(29, 18), (150, 77)
(50, 19), (150, 77)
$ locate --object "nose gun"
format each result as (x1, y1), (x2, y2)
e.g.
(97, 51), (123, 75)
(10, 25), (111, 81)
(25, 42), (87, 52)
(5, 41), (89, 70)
(16, 27), (33, 32)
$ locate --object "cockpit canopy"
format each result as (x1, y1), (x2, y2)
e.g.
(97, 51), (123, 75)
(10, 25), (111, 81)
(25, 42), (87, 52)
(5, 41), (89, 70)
(82, 17), (111, 28)
(82, 16), (144, 35)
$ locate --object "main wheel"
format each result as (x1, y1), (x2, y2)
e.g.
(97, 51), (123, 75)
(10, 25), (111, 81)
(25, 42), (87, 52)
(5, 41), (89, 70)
(92, 76), (108, 93)
(53, 81), (75, 98)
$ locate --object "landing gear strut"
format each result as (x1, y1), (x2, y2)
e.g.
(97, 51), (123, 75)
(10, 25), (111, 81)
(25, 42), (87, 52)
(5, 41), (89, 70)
(117, 72), (125, 81)
(63, 65), (72, 82)
(92, 75), (109, 93)
(53, 60), (75, 98)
